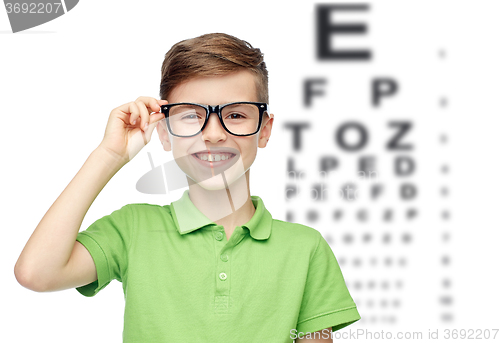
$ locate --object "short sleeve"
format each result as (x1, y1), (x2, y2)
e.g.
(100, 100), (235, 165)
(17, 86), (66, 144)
(296, 231), (361, 337)
(75, 204), (135, 297)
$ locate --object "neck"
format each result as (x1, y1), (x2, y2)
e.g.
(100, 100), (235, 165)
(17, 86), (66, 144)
(187, 169), (256, 230)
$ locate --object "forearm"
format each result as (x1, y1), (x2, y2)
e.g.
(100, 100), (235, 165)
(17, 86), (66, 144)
(14, 145), (125, 289)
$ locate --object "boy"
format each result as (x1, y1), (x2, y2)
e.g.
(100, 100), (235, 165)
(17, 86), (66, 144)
(15, 33), (360, 342)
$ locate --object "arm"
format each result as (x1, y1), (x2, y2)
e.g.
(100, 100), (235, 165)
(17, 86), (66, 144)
(296, 327), (333, 342)
(14, 97), (167, 292)
(14, 147), (124, 292)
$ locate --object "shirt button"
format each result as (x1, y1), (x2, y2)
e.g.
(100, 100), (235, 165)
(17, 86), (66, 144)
(220, 254), (229, 262)
(215, 232), (224, 241)
(219, 272), (227, 281)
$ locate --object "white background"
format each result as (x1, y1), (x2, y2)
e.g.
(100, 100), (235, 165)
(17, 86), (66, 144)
(1, 0), (499, 342)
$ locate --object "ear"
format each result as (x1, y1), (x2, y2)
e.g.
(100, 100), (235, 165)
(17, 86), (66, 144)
(156, 120), (172, 151)
(258, 113), (274, 148)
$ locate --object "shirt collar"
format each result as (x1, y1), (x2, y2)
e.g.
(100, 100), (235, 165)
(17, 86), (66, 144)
(170, 189), (272, 240)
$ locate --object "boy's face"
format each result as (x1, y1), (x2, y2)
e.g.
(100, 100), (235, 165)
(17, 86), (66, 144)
(156, 70), (274, 190)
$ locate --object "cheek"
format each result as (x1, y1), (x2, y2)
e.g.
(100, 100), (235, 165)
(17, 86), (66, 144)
(242, 141), (259, 161)
(171, 139), (188, 159)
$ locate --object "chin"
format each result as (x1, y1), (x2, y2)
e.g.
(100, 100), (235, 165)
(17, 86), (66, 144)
(182, 154), (251, 191)
(194, 177), (230, 191)
(189, 169), (247, 191)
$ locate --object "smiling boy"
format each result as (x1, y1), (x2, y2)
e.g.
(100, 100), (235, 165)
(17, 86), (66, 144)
(15, 33), (360, 342)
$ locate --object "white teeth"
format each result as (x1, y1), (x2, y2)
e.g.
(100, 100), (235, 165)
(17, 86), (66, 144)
(196, 153), (233, 162)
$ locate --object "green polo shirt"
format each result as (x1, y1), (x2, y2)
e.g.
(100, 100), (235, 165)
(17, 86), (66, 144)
(75, 189), (360, 342)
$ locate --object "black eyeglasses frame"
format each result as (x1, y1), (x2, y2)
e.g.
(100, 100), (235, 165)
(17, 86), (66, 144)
(160, 101), (270, 137)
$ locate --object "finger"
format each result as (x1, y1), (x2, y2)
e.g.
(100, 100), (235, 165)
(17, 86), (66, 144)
(136, 96), (166, 114)
(149, 111), (165, 124)
(135, 100), (151, 131)
(143, 115), (160, 142)
(128, 102), (141, 126)
(158, 100), (169, 112)
(152, 98), (168, 112)
(112, 101), (137, 125)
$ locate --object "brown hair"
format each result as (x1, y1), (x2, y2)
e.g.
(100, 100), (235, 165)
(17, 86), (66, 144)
(159, 33), (269, 103)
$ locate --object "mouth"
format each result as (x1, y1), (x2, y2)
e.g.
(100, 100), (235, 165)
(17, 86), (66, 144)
(192, 152), (236, 162)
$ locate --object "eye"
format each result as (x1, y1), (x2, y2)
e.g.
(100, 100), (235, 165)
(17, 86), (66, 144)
(226, 113), (246, 120)
(182, 113), (201, 120)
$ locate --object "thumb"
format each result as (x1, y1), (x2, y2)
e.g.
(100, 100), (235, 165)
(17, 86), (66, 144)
(149, 112), (165, 124)
(143, 118), (160, 142)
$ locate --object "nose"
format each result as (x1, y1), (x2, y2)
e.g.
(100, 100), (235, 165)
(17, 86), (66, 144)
(201, 112), (227, 143)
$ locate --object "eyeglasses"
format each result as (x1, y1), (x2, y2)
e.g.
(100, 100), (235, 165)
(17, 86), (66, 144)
(160, 101), (270, 137)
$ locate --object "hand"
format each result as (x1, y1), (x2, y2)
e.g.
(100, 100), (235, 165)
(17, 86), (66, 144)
(98, 96), (168, 165)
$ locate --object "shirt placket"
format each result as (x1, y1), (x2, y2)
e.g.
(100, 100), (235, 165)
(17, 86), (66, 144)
(212, 226), (245, 315)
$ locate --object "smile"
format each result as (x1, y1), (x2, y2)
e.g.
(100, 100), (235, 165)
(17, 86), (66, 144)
(193, 153), (236, 162)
